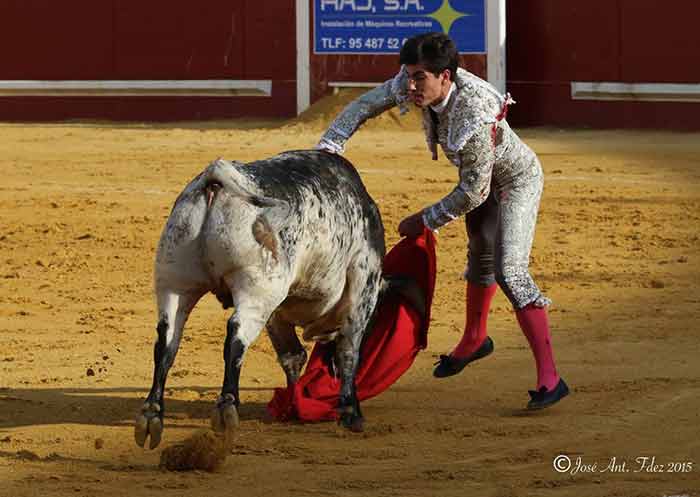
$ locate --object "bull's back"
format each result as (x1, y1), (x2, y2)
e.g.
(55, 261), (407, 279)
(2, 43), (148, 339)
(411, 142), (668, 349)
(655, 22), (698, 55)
(242, 150), (385, 260)
(155, 151), (385, 303)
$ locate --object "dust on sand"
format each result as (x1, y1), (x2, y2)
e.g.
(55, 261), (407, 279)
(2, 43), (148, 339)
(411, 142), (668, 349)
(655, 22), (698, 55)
(159, 430), (229, 472)
(0, 95), (699, 496)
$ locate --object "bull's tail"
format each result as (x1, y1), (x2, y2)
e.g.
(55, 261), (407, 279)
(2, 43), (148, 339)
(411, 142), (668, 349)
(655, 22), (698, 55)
(201, 158), (257, 205)
(199, 158), (292, 265)
(201, 158), (289, 213)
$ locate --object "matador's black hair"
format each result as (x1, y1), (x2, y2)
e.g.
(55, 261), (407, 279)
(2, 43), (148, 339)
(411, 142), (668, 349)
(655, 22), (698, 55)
(399, 32), (458, 81)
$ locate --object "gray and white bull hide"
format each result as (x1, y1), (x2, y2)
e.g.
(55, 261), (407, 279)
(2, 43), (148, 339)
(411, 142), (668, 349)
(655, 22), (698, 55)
(135, 150), (386, 449)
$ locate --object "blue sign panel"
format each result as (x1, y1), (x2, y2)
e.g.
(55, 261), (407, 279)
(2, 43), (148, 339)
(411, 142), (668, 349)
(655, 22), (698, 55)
(314, 0), (486, 54)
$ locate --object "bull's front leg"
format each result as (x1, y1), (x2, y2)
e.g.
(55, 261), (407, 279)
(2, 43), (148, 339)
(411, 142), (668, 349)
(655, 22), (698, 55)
(266, 313), (307, 386)
(336, 331), (364, 432)
(135, 290), (201, 449)
(335, 263), (382, 432)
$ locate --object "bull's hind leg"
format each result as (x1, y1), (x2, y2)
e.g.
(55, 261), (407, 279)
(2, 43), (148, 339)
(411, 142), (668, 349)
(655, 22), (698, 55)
(211, 273), (287, 438)
(135, 289), (203, 449)
(266, 313), (307, 385)
(210, 304), (271, 437)
(336, 261), (382, 432)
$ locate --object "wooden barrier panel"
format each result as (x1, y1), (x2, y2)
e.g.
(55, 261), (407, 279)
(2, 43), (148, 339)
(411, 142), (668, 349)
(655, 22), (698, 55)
(1, 0), (697, 126)
(506, 0), (700, 129)
(0, 0), (296, 120)
(0, 0), (113, 79)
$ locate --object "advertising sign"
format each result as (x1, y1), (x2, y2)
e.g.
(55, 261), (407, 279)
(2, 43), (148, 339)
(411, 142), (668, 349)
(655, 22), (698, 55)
(314, 0), (486, 54)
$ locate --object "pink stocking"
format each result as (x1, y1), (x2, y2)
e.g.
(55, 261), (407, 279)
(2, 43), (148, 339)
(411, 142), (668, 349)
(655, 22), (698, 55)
(451, 283), (497, 359)
(516, 304), (560, 391)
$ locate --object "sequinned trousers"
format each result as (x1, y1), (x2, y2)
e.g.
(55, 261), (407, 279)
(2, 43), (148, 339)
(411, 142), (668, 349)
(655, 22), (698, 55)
(464, 153), (550, 309)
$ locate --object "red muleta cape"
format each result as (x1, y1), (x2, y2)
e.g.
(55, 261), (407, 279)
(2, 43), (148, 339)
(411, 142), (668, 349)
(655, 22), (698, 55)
(267, 229), (436, 422)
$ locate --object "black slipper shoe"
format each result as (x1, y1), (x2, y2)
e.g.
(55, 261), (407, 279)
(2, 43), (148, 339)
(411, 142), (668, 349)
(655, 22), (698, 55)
(433, 336), (494, 378)
(527, 378), (570, 410)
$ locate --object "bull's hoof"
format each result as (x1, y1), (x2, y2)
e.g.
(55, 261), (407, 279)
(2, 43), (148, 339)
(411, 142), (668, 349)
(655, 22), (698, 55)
(339, 412), (364, 433)
(134, 402), (163, 449)
(211, 394), (240, 439)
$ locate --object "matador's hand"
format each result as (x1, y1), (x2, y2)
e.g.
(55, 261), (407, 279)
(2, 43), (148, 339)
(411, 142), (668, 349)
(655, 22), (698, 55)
(398, 212), (425, 238)
(314, 138), (342, 154)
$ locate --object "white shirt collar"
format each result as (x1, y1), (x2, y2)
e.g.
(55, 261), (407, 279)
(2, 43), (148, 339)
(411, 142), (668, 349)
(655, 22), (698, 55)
(430, 82), (456, 114)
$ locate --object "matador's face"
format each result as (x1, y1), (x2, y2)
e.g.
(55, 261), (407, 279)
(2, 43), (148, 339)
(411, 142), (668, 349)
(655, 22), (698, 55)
(405, 64), (451, 109)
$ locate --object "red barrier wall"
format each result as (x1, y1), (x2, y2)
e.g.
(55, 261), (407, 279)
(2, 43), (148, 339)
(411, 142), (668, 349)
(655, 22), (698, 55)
(506, 0), (700, 129)
(1, 0), (697, 127)
(0, 0), (296, 120)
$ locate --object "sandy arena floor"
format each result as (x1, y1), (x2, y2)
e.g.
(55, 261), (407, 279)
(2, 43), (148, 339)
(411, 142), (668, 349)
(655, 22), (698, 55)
(1, 98), (699, 496)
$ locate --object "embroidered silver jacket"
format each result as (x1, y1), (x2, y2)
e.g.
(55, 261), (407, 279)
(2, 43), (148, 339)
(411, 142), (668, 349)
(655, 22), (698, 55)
(317, 67), (538, 231)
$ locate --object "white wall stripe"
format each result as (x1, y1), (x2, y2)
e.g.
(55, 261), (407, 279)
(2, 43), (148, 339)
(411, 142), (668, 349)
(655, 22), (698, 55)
(571, 82), (700, 102)
(0, 80), (272, 97)
(328, 81), (378, 91)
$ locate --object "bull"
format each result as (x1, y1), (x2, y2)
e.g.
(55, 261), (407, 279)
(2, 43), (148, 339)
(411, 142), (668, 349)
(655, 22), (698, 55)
(134, 150), (386, 449)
